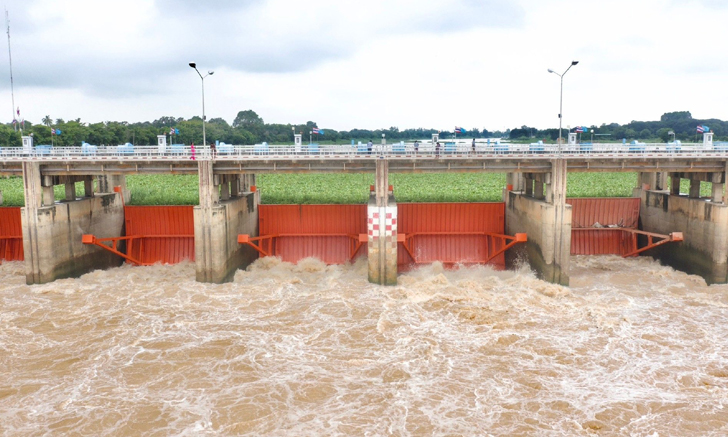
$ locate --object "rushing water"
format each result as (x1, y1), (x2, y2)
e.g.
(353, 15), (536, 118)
(1, 256), (727, 436)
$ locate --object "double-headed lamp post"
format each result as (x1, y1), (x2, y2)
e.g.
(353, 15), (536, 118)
(189, 62), (214, 148)
(547, 61), (579, 151)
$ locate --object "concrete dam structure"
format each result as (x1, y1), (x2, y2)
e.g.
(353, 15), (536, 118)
(3, 132), (727, 285)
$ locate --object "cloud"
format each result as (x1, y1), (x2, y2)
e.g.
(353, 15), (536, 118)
(1, 0), (524, 97)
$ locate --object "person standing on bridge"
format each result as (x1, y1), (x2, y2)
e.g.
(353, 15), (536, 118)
(190, 143), (196, 161)
(472, 138), (476, 154)
(367, 140), (373, 155)
(436, 141), (441, 157)
(414, 140), (419, 154)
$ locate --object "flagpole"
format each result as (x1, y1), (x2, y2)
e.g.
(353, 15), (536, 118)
(5, 9), (16, 131)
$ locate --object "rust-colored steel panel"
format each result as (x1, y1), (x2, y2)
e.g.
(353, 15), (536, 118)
(397, 203), (507, 268)
(124, 206), (195, 264)
(0, 207), (23, 261)
(570, 229), (636, 255)
(567, 197), (640, 228)
(567, 198), (641, 255)
(259, 205), (368, 264)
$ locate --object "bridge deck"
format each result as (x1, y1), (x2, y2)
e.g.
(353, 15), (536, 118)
(1, 144), (727, 176)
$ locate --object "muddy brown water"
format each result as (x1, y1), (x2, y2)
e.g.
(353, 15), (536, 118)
(1, 256), (727, 436)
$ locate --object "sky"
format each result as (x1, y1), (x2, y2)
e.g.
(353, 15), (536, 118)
(1, 0), (727, 132)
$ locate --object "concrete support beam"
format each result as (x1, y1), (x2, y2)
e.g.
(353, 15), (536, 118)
(368, 160), (397, 285)
(525, 178), (533, 197)
(21, 162), (125, 284)
(505, 159), (571, 285)
(639, 190), (728, 284)
(194, 161), (259, 283)
(639, 172), (657, 190)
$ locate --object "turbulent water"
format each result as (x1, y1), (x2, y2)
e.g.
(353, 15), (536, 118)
(1, 256), (727, 436)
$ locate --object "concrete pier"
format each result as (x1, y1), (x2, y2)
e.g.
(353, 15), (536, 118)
(194, 161), (259, 283)
(21, 162), (125, 284)
(506, 159), (572, 285)
(98, 175), (130, 202)
(368, 160), (397, 285)
(638, 171), (728, 284)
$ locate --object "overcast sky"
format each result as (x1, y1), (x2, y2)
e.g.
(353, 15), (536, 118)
(2, 0), (727, 132)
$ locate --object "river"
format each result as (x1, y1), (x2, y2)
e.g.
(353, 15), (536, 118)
(1, 256), (727, 436)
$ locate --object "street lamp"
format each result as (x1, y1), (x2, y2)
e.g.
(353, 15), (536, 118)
(189, 62), (214, 149)
(547, 60), (579, 151)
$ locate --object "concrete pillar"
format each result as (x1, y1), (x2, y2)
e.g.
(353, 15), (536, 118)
(21, 162), (124, 284)
(84, 177), (95, 198)
(98, 175), (130, 203)
(525, 177), (533, 197)
(534, 181), (544, 200)
(194, 162), (258, 283)
(230, 175), (241, 198)
(220, 175), (231, 201)
(368, 160), (397, 285)
(64, 183), (76, 201)
(671, 174), (681, 196)
(639, 172), (656, 190)
(639, 190), (728, 284)
(689, 180), (701, 199)
(712, 183), (723, 203)
(506, 173), (526, 192)
(505, 159), (571, 285)
(655, 172), (668, 191)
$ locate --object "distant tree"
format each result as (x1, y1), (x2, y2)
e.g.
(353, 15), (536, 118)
(233, 110), (264, 128)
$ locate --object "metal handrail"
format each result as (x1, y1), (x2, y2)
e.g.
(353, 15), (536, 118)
(1, 142), (727, 161)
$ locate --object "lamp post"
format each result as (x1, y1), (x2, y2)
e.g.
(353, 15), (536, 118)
(189, 62), (214, 149)
(547, 61), (579, 152)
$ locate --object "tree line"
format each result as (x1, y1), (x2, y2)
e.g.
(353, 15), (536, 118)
(0, 109), (724, 147)
(509, 111), (727, 142)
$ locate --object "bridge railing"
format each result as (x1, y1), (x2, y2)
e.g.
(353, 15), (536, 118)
(1, 142), (727, 160)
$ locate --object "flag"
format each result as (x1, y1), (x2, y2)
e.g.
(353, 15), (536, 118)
(454, 127), (465, 134)
(575, 126), (587, 133)
(697, 125), (709, 133)
(312, 127), (324, 134)
(175, 128), (180, 135)
(51, 128), (56, 135)
(56, 129), (61, 135)
(169, 128), (174, 135)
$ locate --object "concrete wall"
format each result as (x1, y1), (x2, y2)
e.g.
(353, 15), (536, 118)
(194, 191), (259, 283)
(367, 193), (397, 285)
(21, 193), (125, 284)
(505, 191), (572, 285)
(639, 190), (728, 284)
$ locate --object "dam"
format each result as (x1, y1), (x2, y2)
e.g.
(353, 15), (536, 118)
(1, 131), (725, 285)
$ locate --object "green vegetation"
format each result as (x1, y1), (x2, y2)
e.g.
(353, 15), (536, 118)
(127, 175), (199, 205)
(1, 173), (719, 207)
